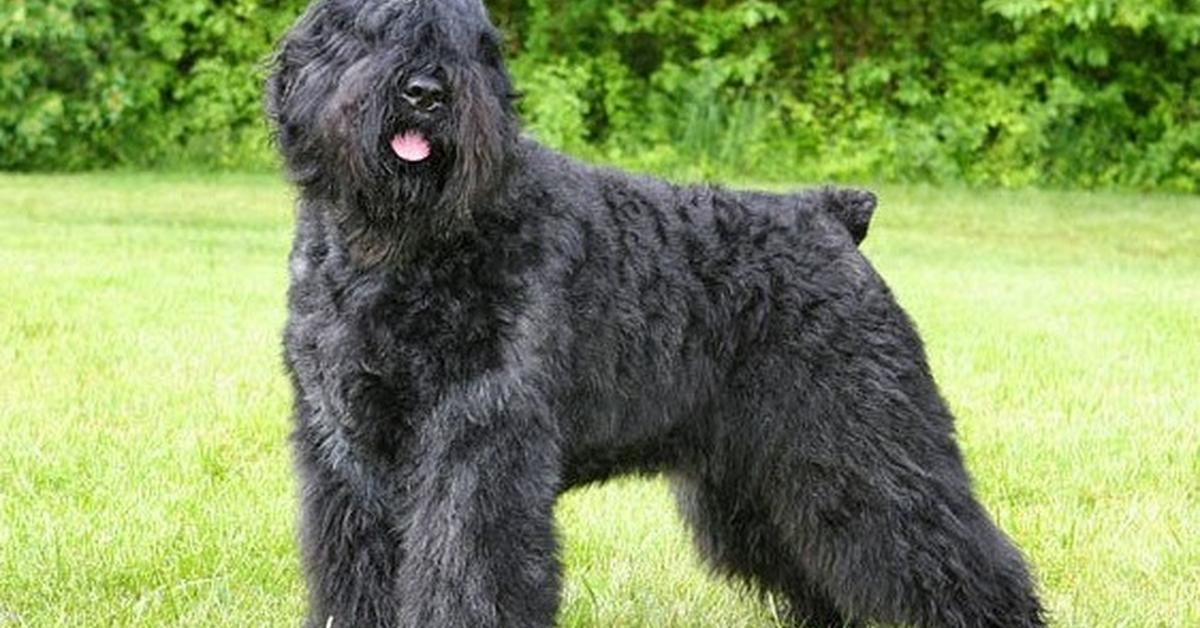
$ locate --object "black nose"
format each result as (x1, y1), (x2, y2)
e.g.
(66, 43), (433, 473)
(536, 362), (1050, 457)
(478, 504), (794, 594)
(402, 76), (446, 112)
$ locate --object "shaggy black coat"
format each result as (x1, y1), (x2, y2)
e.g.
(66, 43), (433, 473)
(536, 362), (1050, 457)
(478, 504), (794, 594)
(267, 1), (1045, 626)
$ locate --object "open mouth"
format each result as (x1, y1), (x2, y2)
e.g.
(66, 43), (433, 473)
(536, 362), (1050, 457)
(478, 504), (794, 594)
(390, 130), (431, 163)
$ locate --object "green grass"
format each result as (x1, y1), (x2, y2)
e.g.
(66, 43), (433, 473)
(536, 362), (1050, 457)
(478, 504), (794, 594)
(1, 173), (1197, 627)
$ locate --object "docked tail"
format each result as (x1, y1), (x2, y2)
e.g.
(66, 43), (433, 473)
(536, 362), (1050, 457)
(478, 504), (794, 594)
(813, 187), (877, 245)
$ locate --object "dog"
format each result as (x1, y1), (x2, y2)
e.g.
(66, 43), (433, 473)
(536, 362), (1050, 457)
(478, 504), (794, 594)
(266, 1), (1045, 626)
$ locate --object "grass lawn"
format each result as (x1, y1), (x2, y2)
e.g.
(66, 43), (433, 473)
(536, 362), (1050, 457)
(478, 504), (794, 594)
(0, 173), (1197, 627)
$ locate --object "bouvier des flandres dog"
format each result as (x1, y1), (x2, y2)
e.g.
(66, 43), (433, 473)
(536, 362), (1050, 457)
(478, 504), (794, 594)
(266, 1), (1045, 626)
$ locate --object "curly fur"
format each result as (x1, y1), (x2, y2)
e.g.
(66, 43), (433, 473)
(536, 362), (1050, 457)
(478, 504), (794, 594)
(267, 1), (1045, 626)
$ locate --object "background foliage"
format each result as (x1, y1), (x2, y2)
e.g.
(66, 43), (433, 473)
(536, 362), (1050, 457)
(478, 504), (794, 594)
(2, 0), (1199, 189)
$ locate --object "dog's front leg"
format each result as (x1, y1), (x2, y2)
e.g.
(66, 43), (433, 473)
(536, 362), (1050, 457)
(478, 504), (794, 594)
(396, 374), (562, 628)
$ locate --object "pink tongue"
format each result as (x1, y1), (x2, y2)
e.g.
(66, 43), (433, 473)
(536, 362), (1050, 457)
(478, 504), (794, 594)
(391, 131), (431, 162)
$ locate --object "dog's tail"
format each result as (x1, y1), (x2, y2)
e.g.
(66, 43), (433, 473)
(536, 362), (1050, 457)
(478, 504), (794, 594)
(814, 187), (877, 245)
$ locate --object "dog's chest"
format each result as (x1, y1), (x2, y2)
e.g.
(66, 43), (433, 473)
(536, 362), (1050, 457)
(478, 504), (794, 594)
(286, 254), (509, 440)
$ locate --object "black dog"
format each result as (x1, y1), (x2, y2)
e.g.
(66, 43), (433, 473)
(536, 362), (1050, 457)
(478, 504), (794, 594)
(267, 1), (1045, 626)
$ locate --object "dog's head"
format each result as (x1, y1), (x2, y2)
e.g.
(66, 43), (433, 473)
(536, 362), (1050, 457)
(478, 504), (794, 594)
(266, 0), (518, 264)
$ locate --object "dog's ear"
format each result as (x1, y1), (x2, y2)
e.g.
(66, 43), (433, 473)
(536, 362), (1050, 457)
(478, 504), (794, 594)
(263, 39), (314, 180)
(265, 3), (329, 130)
(442, 63), (518, 217)
(265, 30), (312, 134)
(264, 50), (291, 129)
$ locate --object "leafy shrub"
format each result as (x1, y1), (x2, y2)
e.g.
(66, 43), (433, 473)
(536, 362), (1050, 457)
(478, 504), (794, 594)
(0, 0), (303, 171)
(2, 0), (1197, 190)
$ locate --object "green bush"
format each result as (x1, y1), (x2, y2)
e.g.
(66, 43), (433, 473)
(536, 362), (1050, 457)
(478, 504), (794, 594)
(2, 0), (1198, 190)
(0, 0), (303, 171)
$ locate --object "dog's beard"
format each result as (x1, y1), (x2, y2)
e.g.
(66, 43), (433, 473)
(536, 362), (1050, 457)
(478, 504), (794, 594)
(332, 128), (460, 268)
(331, 93), (515, 267)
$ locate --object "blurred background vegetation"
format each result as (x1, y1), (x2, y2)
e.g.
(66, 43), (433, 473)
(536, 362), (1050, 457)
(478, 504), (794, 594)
(2, 0), (1198, 190)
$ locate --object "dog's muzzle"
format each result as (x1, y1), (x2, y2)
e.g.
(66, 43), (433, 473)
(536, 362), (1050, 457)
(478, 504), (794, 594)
(390, 75), (446, 163)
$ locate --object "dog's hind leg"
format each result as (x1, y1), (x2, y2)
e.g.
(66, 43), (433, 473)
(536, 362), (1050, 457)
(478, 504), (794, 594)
(771, 444), (1046, 628)
(725, 366), (1045, 627)
(670, 472), (859, 628)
